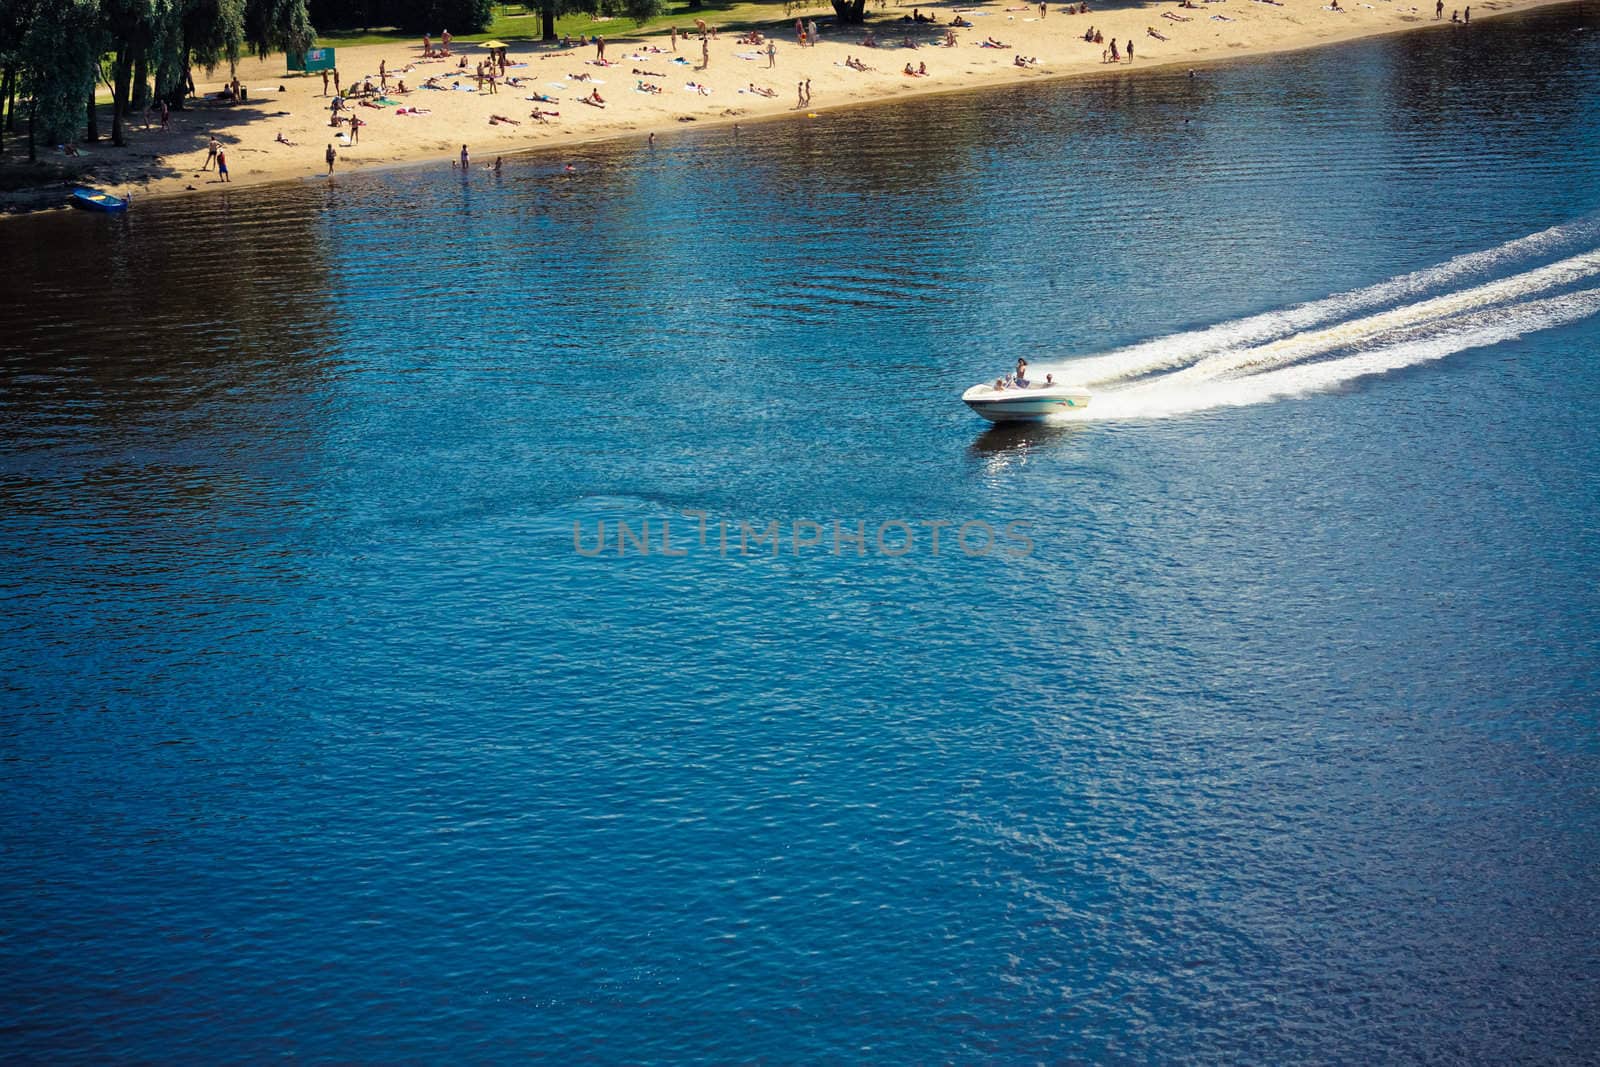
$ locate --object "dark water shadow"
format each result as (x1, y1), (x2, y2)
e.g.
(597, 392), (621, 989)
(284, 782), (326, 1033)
(967, 419), (1084, 456)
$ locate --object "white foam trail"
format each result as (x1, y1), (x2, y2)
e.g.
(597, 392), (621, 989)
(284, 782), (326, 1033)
(1049, 216), (1600, 386)
(1070, 288), (1600, 421)
(1165, 249), (1600, 385)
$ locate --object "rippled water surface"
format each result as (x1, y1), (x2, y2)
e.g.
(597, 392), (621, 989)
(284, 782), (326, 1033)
(4, 5), (1600, 1060)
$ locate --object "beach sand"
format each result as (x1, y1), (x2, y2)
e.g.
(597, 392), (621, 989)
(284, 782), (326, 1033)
(9, 0), (1548, 206)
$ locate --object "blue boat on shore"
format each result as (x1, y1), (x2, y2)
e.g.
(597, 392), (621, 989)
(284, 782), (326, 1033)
(70, 187), (128, 213)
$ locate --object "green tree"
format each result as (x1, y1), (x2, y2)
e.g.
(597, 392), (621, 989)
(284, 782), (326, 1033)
(244, 0), (313, 58)
(390, 0), (493, 34)
(4, 0), (99, 158)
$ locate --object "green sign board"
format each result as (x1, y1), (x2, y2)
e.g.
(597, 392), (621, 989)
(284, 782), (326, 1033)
(288, 47), (335, 72)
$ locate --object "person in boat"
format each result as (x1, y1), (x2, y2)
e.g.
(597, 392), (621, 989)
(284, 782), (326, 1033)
(1014, 359), (1033, 387)
(1044, 373), (1055, 386)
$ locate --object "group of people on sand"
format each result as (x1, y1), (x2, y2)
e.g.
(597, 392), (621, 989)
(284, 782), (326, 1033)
(903, 61), (929, 76)
(993, 359), (1056, 391)
(1096, 36), (1134, 61)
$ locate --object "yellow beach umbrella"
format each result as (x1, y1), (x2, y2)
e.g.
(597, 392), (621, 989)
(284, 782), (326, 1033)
(481, 39), (507, 49)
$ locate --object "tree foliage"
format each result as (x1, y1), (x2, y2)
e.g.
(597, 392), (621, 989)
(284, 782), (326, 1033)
(310, 0), (495, 33)
(0, 0), (312, 150)
(4, 0), (100, 151)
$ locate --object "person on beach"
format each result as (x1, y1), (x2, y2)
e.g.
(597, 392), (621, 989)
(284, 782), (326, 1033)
(596, 35), (606, 61)
(442, 28), (452, 55)
(424, 33), (432, 56)
(332, 68), (341, 95)
(321, 69), (329, 95)
(1127, 39), (1133, 61)
(1464, 5), (1470, 21)
(459, 144), (469, 168)
(349, 115), (362, 144)
(1435, 0), (1443, 16)
(202, 135), (220, 170)
(807, 19), (818, 46)
(326, 143), (335, 174)
(216, 146), (230, 181)
(702, 37), (710, 68)
(797, 80), (805, 106)
(795, 18), (805, 44)
(671, 26), (678, 51)
(379, 60), (387, 90)
(1109, 39), (1119, 61)
(767, 40), (776, 67)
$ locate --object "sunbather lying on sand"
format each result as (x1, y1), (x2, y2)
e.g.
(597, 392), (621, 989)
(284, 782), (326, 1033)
(528, 92), (559, 103)
(638, 80), (663, 93)
(530, 108), (560, 121)
(747, 82), (778, 96)
(490, 113), (522, 124)
(982, 37), (1011, 47)
(1147, 25), (1169, 38)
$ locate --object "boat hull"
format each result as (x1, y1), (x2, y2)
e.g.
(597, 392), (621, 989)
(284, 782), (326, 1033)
(962, 384), (1092, 422)
(71, 188), (128, 213)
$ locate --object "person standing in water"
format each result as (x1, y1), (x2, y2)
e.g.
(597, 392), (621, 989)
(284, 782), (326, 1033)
(325, 143), (335, 175)
(459, 144), (469, 169)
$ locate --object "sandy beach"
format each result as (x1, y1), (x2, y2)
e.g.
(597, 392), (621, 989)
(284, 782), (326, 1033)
(7, 0), (1558, 206)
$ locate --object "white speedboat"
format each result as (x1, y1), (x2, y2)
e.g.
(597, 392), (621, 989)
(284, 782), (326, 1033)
(962, 380), (1092, 422)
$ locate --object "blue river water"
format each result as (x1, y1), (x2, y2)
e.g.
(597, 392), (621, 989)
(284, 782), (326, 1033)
(3, 5), (1599, 1060)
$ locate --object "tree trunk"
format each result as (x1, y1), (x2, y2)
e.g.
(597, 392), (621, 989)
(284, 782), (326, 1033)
(541, 4), (557, 41)
(86, 81), (100, 142)
(112, 48), (133, 147)
(4, 68), (16, 133)
(27, 94), (37, 163)
(0, 69), (10, 155)
(133, 52), (149, 111)
(832, 0), (867, 23)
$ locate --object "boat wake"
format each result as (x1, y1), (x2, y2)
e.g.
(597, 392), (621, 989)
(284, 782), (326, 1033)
(1037, 217), (1600, 421)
